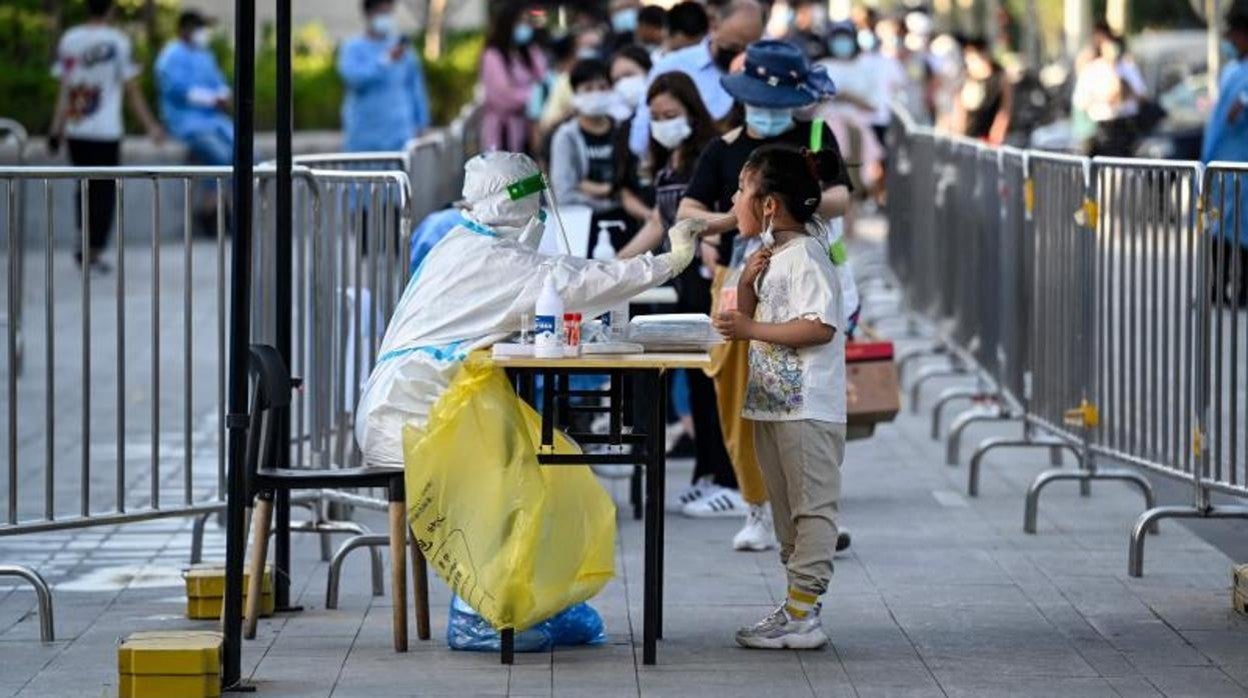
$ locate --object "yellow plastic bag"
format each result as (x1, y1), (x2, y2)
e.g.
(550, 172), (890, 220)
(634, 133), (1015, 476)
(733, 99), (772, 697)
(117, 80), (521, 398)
(402, 357), (616, 631)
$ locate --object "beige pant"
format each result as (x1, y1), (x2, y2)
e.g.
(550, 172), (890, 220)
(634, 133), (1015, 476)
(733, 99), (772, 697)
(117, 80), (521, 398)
(753, 420), (846, 597)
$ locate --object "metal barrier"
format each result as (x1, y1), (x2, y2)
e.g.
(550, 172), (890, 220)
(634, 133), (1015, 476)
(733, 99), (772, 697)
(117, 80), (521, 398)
(0, 161), (417, 638)
(885, 111), (1248, 575)
(1127, 162), (1248, 575)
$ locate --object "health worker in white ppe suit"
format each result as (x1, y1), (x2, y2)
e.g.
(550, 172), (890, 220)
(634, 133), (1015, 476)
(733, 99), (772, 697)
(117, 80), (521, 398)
(355, 151), (707, 467)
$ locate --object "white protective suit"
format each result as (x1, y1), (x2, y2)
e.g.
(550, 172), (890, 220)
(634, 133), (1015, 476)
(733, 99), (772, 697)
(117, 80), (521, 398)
(355, 152), (700, 467)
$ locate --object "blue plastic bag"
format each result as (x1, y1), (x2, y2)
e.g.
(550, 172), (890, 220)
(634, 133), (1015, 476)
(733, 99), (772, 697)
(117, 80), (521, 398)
(446, 594), (607, 652)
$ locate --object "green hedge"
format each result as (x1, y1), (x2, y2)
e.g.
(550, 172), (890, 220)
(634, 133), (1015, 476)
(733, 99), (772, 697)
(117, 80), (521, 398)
(1, 0), (483, 135)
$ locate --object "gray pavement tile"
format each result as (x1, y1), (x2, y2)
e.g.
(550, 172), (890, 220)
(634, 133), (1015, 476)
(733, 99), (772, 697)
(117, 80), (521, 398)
(933, 673), (1119, 698)
(837, 658), (943, 694)
(1104, 676), (1166, 697)
(1134, 666), (1248, 698)
(335, 666), (510, 697)
(507, 666), (554, 697)
(637, 668), (815, 698)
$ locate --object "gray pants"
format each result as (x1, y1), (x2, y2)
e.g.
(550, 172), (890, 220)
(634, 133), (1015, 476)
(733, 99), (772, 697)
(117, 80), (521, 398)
(753, 419), (846, 596)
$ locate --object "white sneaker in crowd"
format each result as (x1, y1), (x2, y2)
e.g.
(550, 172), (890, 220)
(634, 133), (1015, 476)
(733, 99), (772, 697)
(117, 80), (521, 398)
(682, 486), (746, 518)
(732, 503), (777, 551)
(669, 476), (715, 513)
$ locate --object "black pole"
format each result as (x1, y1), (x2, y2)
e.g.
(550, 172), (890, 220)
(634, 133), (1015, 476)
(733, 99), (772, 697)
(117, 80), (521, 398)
(272, 0), (294, 612)
(222, 0), (256, 689)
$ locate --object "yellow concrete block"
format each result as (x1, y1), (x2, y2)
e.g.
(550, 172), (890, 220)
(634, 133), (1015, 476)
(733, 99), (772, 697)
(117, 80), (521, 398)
(186, 593), (274, 620)
(1235, 588), (1247, 617)
(117, 630), (222, 676)
(119, 673), (221, 698)
(185, 563), (272, 598)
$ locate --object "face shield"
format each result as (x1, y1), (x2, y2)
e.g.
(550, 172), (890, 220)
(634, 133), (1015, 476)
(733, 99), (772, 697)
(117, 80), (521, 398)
(460, 151), (572, 251)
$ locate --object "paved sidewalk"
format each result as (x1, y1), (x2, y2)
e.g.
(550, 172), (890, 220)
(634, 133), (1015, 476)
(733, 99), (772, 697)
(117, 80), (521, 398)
(2, 386), (1247, 696)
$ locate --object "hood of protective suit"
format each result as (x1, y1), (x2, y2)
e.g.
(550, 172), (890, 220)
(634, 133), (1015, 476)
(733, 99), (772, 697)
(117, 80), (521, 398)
(462, 151), (544, 241)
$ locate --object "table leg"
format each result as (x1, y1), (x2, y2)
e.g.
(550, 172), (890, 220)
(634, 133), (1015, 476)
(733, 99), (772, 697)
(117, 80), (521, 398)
(656, 370), (668, 640)
(643, 369), (662, 665)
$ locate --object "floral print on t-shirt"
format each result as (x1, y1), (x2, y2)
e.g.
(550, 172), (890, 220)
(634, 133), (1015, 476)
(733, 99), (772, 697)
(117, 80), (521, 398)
(746, 341), (804, 414)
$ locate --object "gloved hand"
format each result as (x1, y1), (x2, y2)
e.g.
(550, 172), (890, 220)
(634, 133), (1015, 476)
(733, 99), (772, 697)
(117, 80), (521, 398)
(659, 218), (708, 275)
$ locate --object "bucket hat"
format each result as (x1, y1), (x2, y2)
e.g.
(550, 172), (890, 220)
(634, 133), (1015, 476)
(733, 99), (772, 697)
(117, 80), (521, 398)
(720, 39), (836, 108)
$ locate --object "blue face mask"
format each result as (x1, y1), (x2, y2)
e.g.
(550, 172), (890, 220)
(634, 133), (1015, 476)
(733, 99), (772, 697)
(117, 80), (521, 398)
(745, 105), (795, 138)
(829, 35), (856, 59)
(611, 8), (639, 33)
(513, 24), (534, 46)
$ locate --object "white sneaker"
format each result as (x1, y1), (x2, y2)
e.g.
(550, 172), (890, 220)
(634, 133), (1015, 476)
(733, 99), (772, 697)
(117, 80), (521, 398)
(669, 477), (714, 513)
(733, 503), (777, 551)
(735, 604), (828, 650)
(682, 486), (746, 518)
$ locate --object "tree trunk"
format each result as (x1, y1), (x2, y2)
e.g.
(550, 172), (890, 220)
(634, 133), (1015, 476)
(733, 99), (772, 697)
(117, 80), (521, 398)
(144, 0), (157, 54)
(425, 0), (449, 61)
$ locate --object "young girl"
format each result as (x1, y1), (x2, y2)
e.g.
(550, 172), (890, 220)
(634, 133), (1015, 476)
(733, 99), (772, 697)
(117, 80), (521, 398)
(712, 144), (847, 650)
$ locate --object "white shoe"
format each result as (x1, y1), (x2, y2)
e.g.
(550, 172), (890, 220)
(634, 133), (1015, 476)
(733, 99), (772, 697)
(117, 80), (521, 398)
(669, 477), (714, 513)
(682, 486), (746, 518)
(733, 503), (777, 551)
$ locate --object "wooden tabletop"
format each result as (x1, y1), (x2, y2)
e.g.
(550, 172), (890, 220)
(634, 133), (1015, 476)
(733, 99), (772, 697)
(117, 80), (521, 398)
(486, 351), (711, 370)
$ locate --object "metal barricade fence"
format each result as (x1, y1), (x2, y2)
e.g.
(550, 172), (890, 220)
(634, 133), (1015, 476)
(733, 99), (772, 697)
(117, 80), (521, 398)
(1127, 162), (1248, 576)
(885, 113), (1248, 575)
(1, 165), (241, 639)
(1025, 152), (1095, 443)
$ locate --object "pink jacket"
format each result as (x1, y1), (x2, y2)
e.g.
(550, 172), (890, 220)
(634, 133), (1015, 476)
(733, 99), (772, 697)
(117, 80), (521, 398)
(479, 46), (547, 153)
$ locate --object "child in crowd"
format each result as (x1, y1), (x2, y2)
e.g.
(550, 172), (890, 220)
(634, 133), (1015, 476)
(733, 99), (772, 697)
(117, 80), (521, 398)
(712, 144), (847, 650)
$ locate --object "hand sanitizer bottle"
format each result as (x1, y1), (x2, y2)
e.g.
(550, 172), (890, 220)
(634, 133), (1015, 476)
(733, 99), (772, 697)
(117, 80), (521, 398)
(534, 277), (564, 359)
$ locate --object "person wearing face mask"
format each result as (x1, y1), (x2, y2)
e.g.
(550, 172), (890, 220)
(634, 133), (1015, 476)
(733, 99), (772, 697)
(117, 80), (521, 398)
(550, 58), (631, 227)
(337, 0), (430, 152)
(676, 39), (851, 546)
(628, 0), (764, 156)
(951, 37), (1012, 145)
(479, 4), (548, 153)
(155, 11), (233, 168)
(606, 0), (642, 54)
(616, 72), (746, 515)
(1203, 8), (1248, 308)
(356, 151), (710, 469)
(609, 46), (656, 225)
(814, 23), (885, 212)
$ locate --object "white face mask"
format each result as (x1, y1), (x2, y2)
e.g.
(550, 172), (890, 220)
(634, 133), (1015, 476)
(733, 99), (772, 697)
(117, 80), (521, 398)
(370, 12), (396, 36)
(613, 75), (646, 109)
(191, 28), (212, 48)
(572, 90), (616, 117)
(651, 116), (692, 149)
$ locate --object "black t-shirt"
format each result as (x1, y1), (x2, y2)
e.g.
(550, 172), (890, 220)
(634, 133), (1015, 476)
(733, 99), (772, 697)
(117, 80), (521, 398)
(581, 125), (616, 185)
(682, 119), (852, 260)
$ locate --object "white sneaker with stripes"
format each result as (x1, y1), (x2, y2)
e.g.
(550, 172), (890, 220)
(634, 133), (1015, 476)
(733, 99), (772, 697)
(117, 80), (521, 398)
(682, 486), (746, 518)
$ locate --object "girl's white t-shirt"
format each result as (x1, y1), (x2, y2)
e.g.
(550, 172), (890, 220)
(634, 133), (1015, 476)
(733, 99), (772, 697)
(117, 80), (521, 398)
(743, 235), (847, 424)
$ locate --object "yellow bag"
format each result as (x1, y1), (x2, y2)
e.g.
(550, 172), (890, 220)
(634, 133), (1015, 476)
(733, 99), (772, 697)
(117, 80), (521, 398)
(402, 357), (616, 631)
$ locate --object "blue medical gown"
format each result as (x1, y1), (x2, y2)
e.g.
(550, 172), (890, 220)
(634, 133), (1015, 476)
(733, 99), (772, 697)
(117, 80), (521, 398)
(1202, 61), (1248, 248)
(338, 36), (431, 152)
(154, 41), (234, 142)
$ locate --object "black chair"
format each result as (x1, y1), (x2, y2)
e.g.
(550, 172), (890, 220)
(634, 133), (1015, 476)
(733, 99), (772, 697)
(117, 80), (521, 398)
(242, 344), (430, 650)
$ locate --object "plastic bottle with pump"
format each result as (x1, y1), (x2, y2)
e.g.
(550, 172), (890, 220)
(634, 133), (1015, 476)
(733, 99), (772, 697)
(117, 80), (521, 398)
(592, 221), (630, 339)
(534, 277), (565, 359)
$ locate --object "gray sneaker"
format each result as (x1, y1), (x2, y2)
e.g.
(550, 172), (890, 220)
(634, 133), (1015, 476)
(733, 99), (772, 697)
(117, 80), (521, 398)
(735, 604), (828, 650)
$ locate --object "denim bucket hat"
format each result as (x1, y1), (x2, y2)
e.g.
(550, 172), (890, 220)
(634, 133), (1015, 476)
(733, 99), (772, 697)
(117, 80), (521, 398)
(720, 39), (837, 108)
